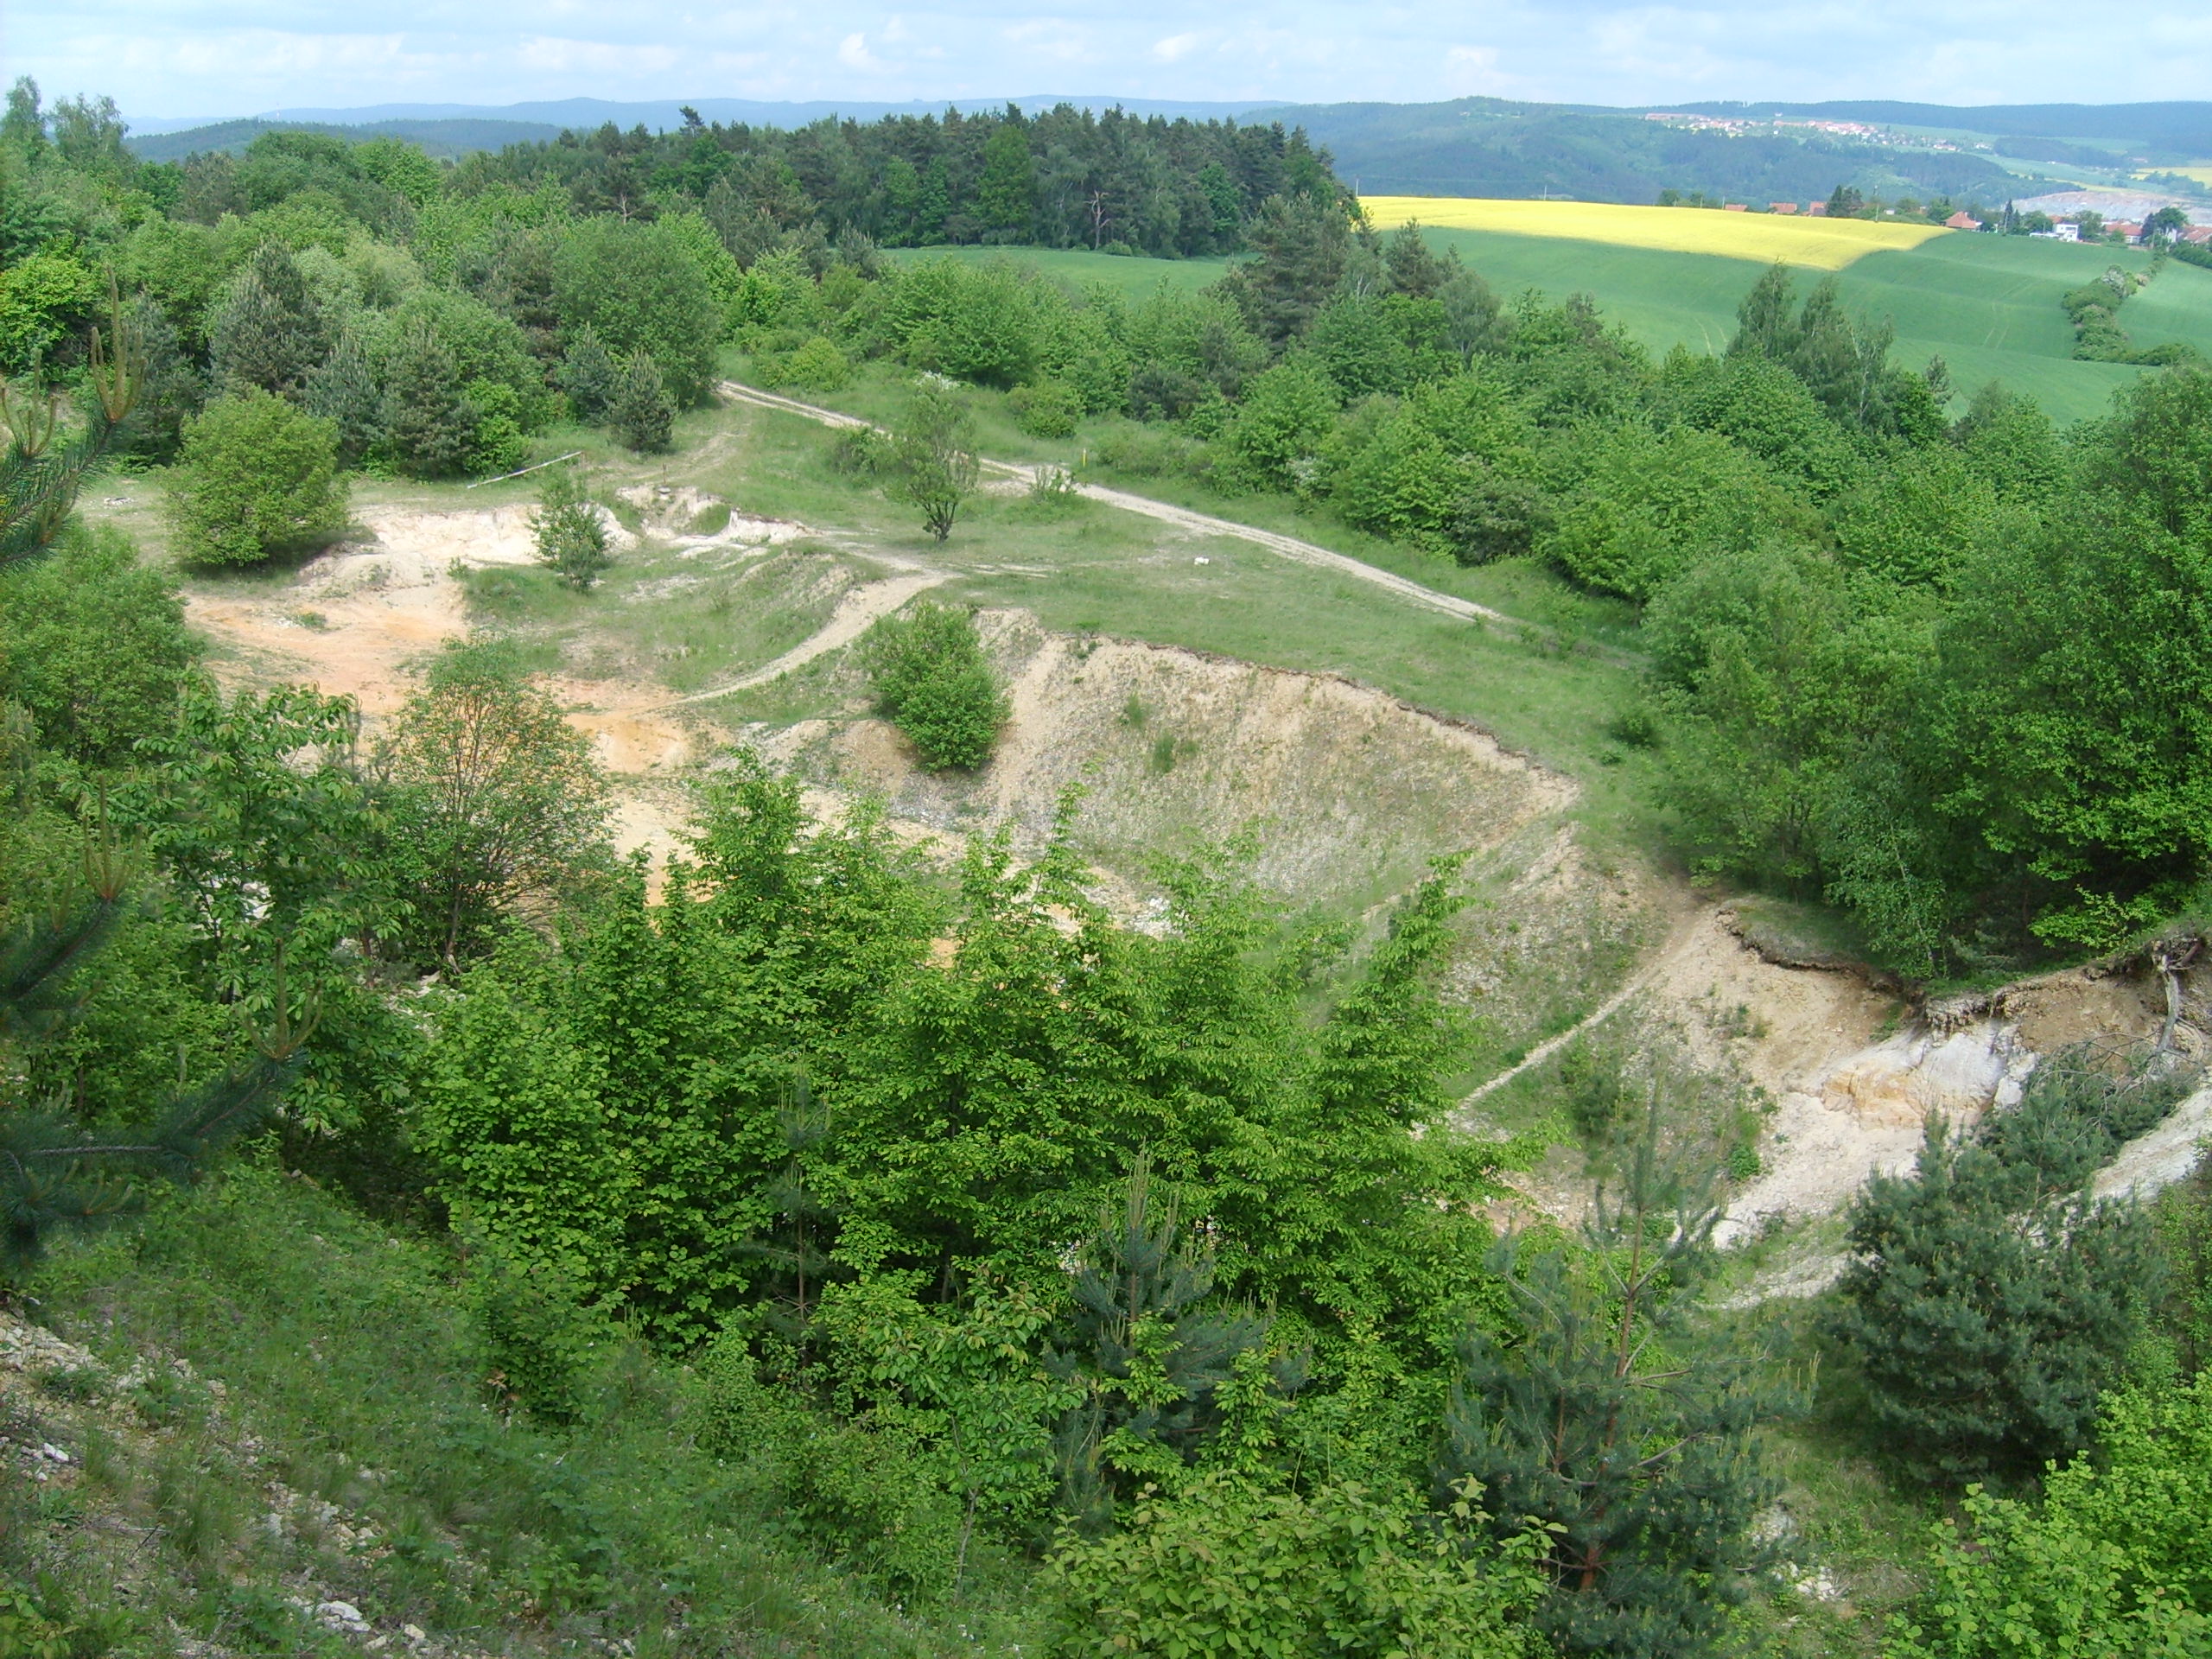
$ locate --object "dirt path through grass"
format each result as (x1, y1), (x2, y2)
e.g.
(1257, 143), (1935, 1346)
(718, 382), (1517, 628)
(652, 566), (949, 709)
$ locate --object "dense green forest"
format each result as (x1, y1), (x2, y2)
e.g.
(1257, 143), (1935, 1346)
(6, 72), (2212, 1659)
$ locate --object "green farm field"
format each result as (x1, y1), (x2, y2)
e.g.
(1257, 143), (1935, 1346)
(1408, 225), (2212, 423)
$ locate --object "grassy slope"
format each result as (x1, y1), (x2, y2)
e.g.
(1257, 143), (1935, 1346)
(8, 1166), (1037, 1656)
(881, 244), (1231, 297)
(1416, 224), (2176, 423)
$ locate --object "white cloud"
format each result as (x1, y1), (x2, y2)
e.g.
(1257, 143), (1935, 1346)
(836, 30), (885, 73)
(1152, 32), (1202, 63)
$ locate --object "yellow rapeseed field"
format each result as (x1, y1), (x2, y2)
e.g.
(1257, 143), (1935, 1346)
(1359, 196), (1951, 270)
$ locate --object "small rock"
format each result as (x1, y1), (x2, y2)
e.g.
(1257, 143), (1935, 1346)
(1193, 556), (1211, 565)
(314, 1600), (369, 1632)
(403, 1624), (428, 1644)
(39, 1442), (71, 1463)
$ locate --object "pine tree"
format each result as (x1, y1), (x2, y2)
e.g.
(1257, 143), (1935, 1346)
(302, 327), (384, 468)
(607, 347), (674, 453)
(1049, 1155), (1270, 1530)
(105, 296), (202, 463)
(1, 279), (143, 572)
(1382, 220), (1450, 298)
(1438, 1119), (1783, 1659)
(209, 242), (333, 398)
(556, 323), (620, 423)
(734, 1074), (842, 1351)
(378, 321), (474, 478)
(1834, 1115), (2155, 1483)
(1, 833), (314, 1276)
(976, 122), (1036, 238)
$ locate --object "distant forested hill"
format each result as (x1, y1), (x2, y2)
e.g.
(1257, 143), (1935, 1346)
(1255, 99), (2026, 206)
(129, 117), (562, 162)
(1674, 100), (2212, 158)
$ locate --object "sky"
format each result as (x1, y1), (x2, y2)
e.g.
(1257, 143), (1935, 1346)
(13, 0), (2212, 122)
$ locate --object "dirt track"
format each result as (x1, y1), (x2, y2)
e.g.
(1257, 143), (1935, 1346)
(717, 381), (1520, 628)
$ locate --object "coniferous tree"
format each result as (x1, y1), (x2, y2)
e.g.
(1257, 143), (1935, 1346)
(1439, 1120), (1783, 1659)
(1, 281), (143, 571)
(557, 323), (620, 423)
(1834, 1113), (2156, 1483)
(302, 327), (384, 467)
(379, 321), (474, 478)
(105, 296), (201, 462)
(734, 1074), (843, 1351)
(1224, 193), (1355, 350)
(209, 241), (333, 398)
(527, 462), (612, 591)
(976, 121), (1037, 238)
(607, 347), (674, 453)
(1, 837), (313, 1275)
(1048, 1155), (1271, 1531)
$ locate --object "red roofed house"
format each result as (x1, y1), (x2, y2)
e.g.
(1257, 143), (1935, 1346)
(1944, 211), (1982, 230)
(1807, 200), (1827, 215)
(1770, 202), (1798, 214)
(2109, 220), (2144, 242)
(1724, 203), (1748, 211)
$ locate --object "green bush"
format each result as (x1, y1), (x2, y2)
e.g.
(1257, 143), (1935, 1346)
(859, 601), (1008, 770)
(696, 1332), (965, 1601)
(1885, 1375), (2212, 1656)
(0, 522), (193, 766)
(469, 1246), (610, 1426)
(527, 464), (612, 591)
(164, 391), (348, 568)
(1008, 380), (1082, 439)
(766, 335), (851, 392)
(1046, 1472), (1545, 1657)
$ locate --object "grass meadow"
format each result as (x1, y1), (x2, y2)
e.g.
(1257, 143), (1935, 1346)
(880, 243), (1232, 297)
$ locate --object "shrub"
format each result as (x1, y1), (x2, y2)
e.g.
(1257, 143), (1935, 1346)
(859, 601), (1007, 770)
(1046, 1472), (1545, 1658)
(1219, 358), (1337, 491)
(886, 377), (980, 542)
(1885, 1376), (2212, 1656)
(1008, 379), (1081, 438)
(165, 391), (348, 568)
(528, 464), (612, 591)
(828, 424), (887, 477)
(768, 334), (850, 391)
(0, 521), (192, 765)
(695, 1333), (964, 1601)
(470, 1246), (610, 1426)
